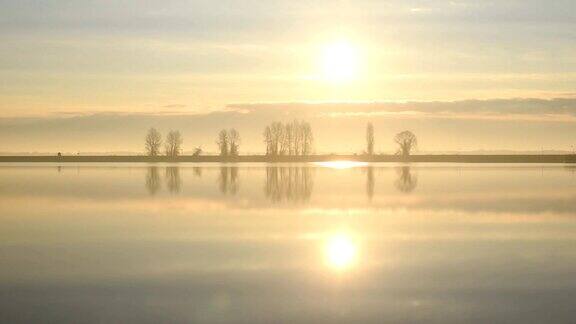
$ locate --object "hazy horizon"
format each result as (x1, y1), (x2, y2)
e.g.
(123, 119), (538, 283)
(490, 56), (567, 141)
(1, 97), (576, 154)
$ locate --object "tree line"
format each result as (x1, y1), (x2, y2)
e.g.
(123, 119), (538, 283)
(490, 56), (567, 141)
(145, 122), (417, 157)
(145, 128), (183, 157)
(263, 120), (313, 156)
(144, 128), (240, 157)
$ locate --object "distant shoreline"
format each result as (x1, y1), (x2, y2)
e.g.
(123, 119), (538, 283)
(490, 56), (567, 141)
(0, 154), (575, 163)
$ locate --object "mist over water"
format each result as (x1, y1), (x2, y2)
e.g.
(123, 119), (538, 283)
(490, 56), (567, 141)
(1, 163), (575, 323)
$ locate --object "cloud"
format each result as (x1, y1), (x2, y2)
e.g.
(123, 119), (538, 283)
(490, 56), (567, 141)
(228, 97), (576, 121)
(162, 104), (187, 109)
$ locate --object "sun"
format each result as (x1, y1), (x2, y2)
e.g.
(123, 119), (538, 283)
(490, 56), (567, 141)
(320, 40), (361, 83)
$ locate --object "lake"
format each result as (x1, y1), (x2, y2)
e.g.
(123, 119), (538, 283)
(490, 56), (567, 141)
(1, 163), (575, 323)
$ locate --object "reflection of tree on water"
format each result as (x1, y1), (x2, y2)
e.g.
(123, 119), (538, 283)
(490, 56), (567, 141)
(165, 166), (182, 194)
(193, 167), (202, 178)
(219, 166), (239, 195)
(395, 166), (417, 193)
(265, 166), (313, 203)
(365, 166), (374, 201)
(145, 166), (161, 195)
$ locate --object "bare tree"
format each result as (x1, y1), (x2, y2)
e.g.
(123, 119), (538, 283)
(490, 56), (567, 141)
(395, 130), (417, 157)
(290, 120), (300, 156)
(285, 122), (295, 155)
(264, 126), (273, 156)
(366, 122), (374, 155)
(263, 120), (313, 156)
(264, 122), (287, 156)
(263, 122), (284, 156)
(217, 129), (229, 157)
(270, 122), (284, 155)
(228, 129), (240, 156)
(280, 123), (291, 155)
(192, 147), (202, 156)
(165, 130), (183, 157)
(145, 128), (162, 156)
(301, 121), (313, 155)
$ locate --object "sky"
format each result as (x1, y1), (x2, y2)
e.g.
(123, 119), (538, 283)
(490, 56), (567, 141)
(1, 0), (575, 153)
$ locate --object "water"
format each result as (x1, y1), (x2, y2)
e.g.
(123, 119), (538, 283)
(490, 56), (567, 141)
(1, 163), (575, 323)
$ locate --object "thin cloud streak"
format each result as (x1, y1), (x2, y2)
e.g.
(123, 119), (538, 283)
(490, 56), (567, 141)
(229, 97), (576, 121)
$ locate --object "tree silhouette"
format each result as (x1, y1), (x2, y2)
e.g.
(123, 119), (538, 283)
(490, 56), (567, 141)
(271, 122), (284, 155)
(301, 121), (313, 155)
(164, 130), (183, 157)
(217, 129), (229, 157)
(263, 125), (273, 156)
(263, 120), (313, 156)
(395, 131), (417, 157)
(228, 129), (240, 156)
(145, 128), (162, 156)
(366, 123), (374, 155)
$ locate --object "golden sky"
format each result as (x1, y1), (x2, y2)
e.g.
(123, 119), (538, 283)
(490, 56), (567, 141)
(2, 0), (576, 116)
(0, 0), (575, 152)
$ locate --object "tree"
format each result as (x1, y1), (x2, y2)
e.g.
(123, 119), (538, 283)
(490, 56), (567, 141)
(217, 129), (229, 157)
(264, 126), (273, 156)
(228, 129), (240, 156)
(366, 123), (374, 155)
(192, 147), (202, 156)
(263, 122), (283, 156)
(145, 128), (162, 156)
(301, 121), (313, 155)
(394, 130), (417, 157)
(263, 120), (313, 156)
(165, 130), (183, 157)
(285, 122), (295, 155)
(270, 122), (284, 155)
(290, 120), (300, 155)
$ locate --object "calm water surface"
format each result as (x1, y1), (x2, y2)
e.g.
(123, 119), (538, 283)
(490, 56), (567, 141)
(1, 163), (575, 323)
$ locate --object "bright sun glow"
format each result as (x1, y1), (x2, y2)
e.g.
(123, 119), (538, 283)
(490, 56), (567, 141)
(320, 41), (361, 83)
(315, 161), (368, 169)
(325, 234), (358, 270)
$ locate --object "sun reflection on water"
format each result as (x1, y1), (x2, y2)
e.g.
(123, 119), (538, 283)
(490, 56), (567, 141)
(315, 161), (368, 169)
(325, 233), (358, 271)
